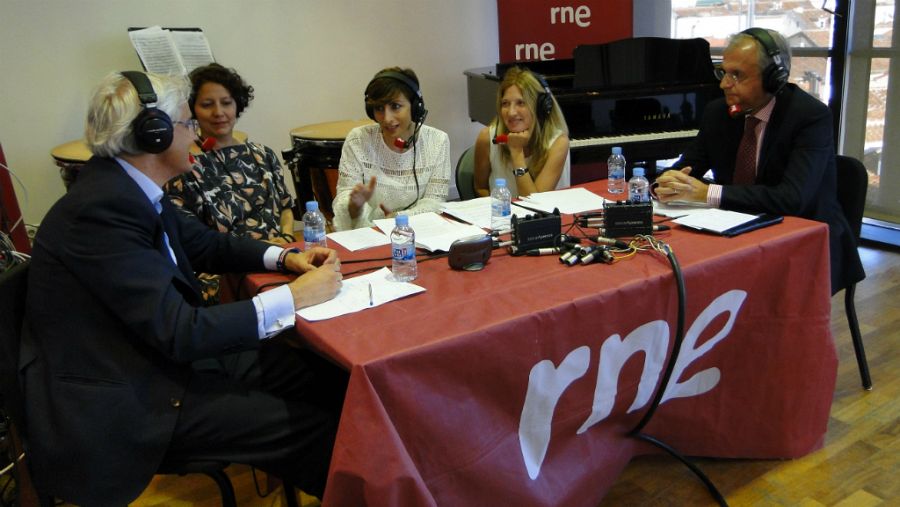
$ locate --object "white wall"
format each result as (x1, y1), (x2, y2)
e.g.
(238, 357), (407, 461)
(0, 0), (498, 223)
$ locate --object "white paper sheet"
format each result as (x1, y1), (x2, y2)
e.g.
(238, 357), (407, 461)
(327, 227), (390, 251)
(297, 267), (425, 321)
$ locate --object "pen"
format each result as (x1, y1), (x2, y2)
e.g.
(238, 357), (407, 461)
(368, 282), (373, 306)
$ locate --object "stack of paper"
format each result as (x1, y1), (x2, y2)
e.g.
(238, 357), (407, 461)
(518, 187), (606, 214)
(673, 209), (760, 233)
(441, 197), (532, 229)
(373, 213), (487, 252)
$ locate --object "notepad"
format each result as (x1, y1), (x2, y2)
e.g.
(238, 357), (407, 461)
(673, 209), (779, 235)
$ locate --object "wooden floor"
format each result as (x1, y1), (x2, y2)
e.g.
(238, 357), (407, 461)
(127, 243), (899, 506)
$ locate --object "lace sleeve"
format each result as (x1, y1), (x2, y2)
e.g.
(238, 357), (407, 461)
(332, 128), (375, 231)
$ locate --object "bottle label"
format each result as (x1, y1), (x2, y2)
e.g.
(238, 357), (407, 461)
(304, 228), (324, 242)
(393, 244), (415, 261)
(492, 200), (511, 217)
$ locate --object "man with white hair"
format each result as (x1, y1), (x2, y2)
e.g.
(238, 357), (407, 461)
(21, 71), (344, 504)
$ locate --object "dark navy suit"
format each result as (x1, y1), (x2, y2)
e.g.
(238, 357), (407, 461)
(21, 157), (339, 505)
(674, 83), (864, 293)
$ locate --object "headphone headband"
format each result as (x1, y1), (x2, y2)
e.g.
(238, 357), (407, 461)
(364, 70), (427, 124)
(121, 71), (159, 106)
(740, 28), (789, 94)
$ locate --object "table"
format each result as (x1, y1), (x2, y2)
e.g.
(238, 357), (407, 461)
(245, 181), (837, 506)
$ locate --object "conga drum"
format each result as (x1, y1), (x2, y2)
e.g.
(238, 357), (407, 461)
(50, 140), (92, 190)
(287, 119), (374, 220)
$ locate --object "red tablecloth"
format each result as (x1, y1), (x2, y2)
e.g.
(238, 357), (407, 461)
(245, 181), (836, 506)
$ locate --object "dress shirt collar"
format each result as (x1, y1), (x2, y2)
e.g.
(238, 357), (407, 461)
(752, 96), (776, 124)
(115, 157), (165, 213)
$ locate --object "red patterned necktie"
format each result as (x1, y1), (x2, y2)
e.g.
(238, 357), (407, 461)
(733, 116), (761, 185)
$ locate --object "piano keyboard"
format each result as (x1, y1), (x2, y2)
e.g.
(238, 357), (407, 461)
(570, 129), (699, 149)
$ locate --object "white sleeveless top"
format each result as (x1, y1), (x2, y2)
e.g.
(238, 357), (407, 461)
(488, 124), (571, 198)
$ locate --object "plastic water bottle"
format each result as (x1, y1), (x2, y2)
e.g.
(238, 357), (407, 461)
(628, 167), (650, 203)
(491, 178), (512, 232)
(390, 214), (417, 282)
(607, 146), (626, 194)
(302, 201), (327, 250)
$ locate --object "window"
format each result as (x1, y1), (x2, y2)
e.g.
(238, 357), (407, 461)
(668, 0), (899, 243)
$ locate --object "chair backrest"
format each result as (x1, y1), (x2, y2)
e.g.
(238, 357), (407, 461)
(0, 261), (30, 438)
(455, 146), (476, 201)
(834, 155), (868, 240)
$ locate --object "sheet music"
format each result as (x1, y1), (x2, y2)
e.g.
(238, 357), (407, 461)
(170, 30), (215, 72)
(128, 26), (214, 76)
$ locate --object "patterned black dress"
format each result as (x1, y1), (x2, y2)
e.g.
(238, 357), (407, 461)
(166, 141), (294, 304)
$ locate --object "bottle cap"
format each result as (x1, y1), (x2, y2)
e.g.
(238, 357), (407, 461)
(495, 178), (507, 187)
(611, 146), (622, 155)
(395, 214), (409, 226)
(632, 167), (645, 177)
(305, 201), (319, 212)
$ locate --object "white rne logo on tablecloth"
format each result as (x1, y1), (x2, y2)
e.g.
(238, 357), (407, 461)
(518, 290), (748, 480)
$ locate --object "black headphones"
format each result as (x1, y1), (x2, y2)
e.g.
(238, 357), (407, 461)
(364, 71), (427, 124)
(741, 28), (789, 94)
(121, 71), (174, 154)
(533, 72), (554, 124)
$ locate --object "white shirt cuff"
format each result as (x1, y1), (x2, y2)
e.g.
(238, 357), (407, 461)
(263, 246), (283, 270)
(252, 284), (295, 339)
(707, 184), (723, 208)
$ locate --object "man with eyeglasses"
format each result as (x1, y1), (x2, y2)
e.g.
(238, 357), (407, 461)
(21, 71), (345, 504)
(656, 28), (863, 296)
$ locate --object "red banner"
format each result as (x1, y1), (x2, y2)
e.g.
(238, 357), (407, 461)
(497, 0), (633, 62)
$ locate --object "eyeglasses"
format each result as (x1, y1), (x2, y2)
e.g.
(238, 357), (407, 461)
(713, 66), (752, 86)
(174, 118), (199, 131)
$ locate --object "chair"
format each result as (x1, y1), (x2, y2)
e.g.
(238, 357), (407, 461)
(455, 145), (476, 200)
(0, 261), (300, 505)
(834, 155), (872, 390)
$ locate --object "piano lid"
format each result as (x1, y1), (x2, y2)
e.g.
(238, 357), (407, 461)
(574, 37), (718, 90)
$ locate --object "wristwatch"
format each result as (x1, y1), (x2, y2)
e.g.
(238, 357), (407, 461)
(513, 166), (529, 177)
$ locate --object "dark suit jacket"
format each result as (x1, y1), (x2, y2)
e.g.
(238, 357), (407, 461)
(20, 157), (271, 505)
(674, 83), (864, 294)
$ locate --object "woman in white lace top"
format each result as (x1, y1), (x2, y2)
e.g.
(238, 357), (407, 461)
(332, 67), (450, 231)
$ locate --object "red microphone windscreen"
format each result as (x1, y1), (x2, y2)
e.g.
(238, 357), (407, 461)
(492, 134), (508, 145)
(727, 104), (743, 118)
(188, 153), (196, 164)
(394, 137), (408, 149)
(200, 137), (216, 152)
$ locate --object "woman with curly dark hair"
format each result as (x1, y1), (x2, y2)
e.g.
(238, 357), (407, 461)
(166, 63), (296, 304)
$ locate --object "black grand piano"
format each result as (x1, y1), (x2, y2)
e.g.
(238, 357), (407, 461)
(464, 37), (721, 183)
